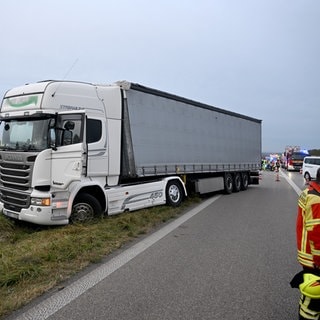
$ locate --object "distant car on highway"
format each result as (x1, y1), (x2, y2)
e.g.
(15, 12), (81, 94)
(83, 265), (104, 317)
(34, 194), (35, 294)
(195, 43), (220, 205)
(302, 156), (320, 181)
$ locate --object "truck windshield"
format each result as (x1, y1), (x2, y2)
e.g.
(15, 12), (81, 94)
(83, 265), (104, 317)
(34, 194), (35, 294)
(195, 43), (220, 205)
(0, 117), (53, 151)
(292, 153), (309, 160)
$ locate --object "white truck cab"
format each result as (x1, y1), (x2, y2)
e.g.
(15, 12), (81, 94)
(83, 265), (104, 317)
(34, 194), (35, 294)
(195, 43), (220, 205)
(0, 81), (182, 225)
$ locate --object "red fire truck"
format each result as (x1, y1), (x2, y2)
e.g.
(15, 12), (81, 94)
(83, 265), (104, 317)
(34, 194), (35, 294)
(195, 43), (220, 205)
(283, 146), (310, 171)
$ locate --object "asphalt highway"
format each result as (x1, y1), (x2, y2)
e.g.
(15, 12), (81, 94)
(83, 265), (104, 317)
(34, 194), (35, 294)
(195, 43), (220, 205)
(8, 169), (305, 320)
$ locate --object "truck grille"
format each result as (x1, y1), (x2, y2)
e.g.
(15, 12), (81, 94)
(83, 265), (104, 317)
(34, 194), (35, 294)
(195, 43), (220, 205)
(0, 154), (35, 212)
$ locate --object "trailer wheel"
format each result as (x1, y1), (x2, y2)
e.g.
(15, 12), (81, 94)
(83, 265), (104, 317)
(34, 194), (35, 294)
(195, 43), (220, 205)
(233, 173), (241, 192)
(71, 193), (102, 223)
(166, 180), (183, 207)
(241, 172), (249, 190)
(224, 173), (233, 194)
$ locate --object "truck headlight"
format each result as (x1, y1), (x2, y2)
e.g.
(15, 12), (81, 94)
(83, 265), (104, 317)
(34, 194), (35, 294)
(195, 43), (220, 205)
(31, 197), (51, 206)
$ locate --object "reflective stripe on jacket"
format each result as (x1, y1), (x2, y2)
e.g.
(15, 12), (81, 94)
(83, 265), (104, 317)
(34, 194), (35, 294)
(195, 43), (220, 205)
(297, 181), (320, 268)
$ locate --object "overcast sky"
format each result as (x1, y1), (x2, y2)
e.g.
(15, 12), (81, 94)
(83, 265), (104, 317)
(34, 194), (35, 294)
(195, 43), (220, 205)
(1, 0), (319, 153)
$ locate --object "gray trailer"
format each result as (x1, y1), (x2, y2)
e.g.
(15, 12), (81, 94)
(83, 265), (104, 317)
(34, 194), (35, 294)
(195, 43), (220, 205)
(120, 81), (261, 194)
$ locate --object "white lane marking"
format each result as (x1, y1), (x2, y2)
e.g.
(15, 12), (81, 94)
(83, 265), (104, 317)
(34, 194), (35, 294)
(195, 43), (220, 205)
(15, 196), (221, 320)
(279, 170), (303, 196)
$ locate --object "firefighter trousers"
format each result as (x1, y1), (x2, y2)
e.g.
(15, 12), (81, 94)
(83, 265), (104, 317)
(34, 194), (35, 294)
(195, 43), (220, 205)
(299, 294), (320, 319)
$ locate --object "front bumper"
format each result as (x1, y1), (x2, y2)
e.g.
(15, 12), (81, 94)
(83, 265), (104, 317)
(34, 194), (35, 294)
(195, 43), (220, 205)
(1, 202), (69, 226)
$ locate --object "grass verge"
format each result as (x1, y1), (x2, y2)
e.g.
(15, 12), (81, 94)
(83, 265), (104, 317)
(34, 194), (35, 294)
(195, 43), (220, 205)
(0, 196), (200, 319)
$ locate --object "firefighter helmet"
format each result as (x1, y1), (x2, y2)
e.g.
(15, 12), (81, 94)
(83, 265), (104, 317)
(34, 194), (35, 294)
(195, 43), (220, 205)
(299, 273), (320, 299)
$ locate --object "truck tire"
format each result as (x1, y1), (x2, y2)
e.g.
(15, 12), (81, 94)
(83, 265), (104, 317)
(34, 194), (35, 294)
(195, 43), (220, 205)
(71, 193), (102, 223)
(233, 173), (241, 192)
(224, 173), (233, 194)
(241, 172), (249, 190)
(304, 172), (311, 182)
(166, 180), (183, 207)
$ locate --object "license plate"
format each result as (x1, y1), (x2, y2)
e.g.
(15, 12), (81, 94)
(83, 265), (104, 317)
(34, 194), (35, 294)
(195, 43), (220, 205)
(3, 209), (18, 219)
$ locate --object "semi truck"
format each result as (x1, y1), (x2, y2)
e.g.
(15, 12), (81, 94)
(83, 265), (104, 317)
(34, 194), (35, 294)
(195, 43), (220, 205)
(0, 80), (261, 225)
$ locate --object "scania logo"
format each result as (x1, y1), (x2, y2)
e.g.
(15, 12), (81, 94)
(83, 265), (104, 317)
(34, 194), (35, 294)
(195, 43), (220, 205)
(3, 153), (24, 162)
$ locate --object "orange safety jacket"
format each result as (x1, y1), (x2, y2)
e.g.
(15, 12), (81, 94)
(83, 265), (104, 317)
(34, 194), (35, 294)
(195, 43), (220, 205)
(297, 181), (320, 268)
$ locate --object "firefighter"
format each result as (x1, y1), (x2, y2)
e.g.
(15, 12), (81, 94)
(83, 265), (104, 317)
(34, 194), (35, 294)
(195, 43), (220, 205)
(275, 158), (281, 172)
(291, 168), (320, 319)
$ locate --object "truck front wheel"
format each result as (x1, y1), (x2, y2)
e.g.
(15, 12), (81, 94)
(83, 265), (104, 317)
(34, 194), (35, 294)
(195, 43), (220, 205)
(166, 180), (183, 207)
(71, 193), (102, 223)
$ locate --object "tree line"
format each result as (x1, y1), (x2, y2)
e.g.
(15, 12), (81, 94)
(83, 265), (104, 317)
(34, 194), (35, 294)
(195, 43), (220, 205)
(309, 149), (320, 156)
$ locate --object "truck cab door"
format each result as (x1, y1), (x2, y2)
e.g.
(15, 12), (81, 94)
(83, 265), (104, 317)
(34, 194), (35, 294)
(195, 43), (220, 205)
(85, 117), (109, 177)
(51, 113), (85, 189)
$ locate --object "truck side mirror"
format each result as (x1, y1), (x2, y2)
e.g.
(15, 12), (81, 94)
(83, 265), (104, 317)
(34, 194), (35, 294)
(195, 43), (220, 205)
(49, 128), (57, 150)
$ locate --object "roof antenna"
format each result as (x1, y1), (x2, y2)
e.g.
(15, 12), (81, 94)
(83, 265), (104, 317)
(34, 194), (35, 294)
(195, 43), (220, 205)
(52, 58), (79, 97)
(62, 58), (79, 80)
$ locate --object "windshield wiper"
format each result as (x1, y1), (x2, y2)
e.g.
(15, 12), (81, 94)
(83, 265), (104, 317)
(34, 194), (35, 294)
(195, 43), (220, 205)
(19, 143), (40, 151)
(0, 145), (16, 151)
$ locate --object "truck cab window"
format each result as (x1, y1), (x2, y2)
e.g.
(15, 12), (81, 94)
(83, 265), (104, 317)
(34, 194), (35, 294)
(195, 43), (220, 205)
(56, 115), (83, 146)
(86, 119), (102, 143)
